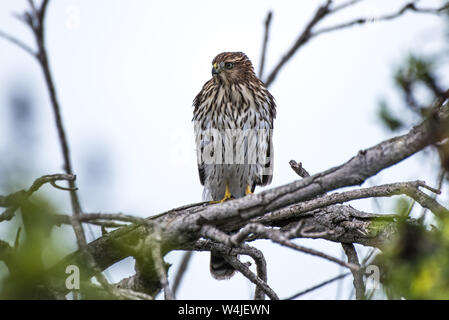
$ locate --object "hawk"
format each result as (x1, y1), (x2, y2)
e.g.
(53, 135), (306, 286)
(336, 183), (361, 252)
(192, 52), (276, 279)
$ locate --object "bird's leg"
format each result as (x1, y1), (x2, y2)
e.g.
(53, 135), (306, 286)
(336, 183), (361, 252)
(210, 184), (232, 204)
(245, 185), (252, 196)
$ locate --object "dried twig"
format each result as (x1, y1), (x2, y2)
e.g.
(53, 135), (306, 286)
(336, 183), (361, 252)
(224, 255), (279, 300)
(289, 160), (311, 178)
(263, 1), (448, 88)
(341, 243), (365, 300)
(264, 0), (333, 87)
(225, 223), (360, 272)
(313, 2), (449, 37)
(258, 11), (272, 79)
(0, 30), (36, 56)
(8, 1), (118, 299)
(285, 272), (351, 300)
(419, 170), (446, 221)
(247, 245), (269, 300)
(4, 0), (82, 214)
(192, 238), (276, 300)
(172, 251), (193, 296)
(258, 180), (449, 225)
(114, 288), (153, 300)
(68, 215), (122, 299)
(151, 226), (175, 300)
(331, 0), (365, 13)
(190, 239), (274, 300)
(0, 174), (76, 222)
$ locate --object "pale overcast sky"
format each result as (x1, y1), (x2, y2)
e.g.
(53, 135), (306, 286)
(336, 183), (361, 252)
(0, 0), (448, 299)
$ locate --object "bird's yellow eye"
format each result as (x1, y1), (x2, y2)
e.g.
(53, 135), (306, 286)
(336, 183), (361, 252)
(224, 62), (233, 69)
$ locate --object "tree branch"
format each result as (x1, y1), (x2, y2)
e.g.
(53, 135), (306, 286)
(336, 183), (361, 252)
(190, 240), (277, 300)
(256, 180), (448, 226)
(263, 1), (448, 87)
(285, 272), (351, 300)
(289, 160), (311, 178)
(313, 2), (449, 38)
(225, 223), (359, 271)
(0, 174), (76, 222)
(258, 11), (272, 79)
(264, 0), (333, 87)
(225, 255), (279, 300)
(151, 227), (175, 300)
(341, 243), (365, 300)
(0, 30), (36, 57)
(9, 0), (82, 215)
(171, 251), (193, 296)
(41, 98), (449, 296)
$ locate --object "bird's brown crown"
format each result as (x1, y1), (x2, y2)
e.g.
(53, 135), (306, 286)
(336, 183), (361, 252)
(211, 52), (256, 84)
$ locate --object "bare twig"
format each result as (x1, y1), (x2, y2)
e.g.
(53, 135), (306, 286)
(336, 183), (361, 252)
(264, 0), (333, 87)
(246, 245), (269, 300)
(82, 280), (153, 300)
(0, 174), (76, 222)
(341, 243), (365, 300)
(200, 223), (359, 272)
(258, 11), (272, 79)
(313, 2), (449, 37)
(8, 0), (82, 215)
(11, 6), (94, 286)
(419, 169), (446, 221)
(189, 236), (274, 299)
(289, 160), (311, 178)
(0, 2), (110, 298)
(0, 30), (36, 57)
(68, 215), (123, 299)
(26, 174), (77, 195)
(172, 251), (193, 296)
(68, 212), (153, 225)
(258, 180), (449, 225)
(151, 229), (175, 300)
(285, 272), (351, 300)
(331, 0), (365, 13)
(263, 1), (448, 88)
(188, 239), (270, 300)
(287, 243), (378, 300)
(114, 288), (153, 300)
(224, 255), (279, 300)
(226, 223), (360, 272)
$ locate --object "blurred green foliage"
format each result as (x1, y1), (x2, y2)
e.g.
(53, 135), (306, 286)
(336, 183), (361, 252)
(0, 195), (66, 299)
(376, 203), (449, 299)
(374, 7), (449, 300)
(0, 192), (122, 299)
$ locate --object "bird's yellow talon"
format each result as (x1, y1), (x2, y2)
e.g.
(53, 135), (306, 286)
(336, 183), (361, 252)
(210, 184), (232, 204)
(245, 185), (252, 196)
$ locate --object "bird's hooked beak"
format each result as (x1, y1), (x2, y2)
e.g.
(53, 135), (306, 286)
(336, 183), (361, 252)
(212, 62), (222, 76)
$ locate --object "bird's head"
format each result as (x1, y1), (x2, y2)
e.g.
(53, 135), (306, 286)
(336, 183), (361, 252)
(211, 52), (256, 84)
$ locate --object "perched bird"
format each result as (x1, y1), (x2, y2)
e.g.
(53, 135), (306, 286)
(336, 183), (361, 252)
(192, 52), (276, 279)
